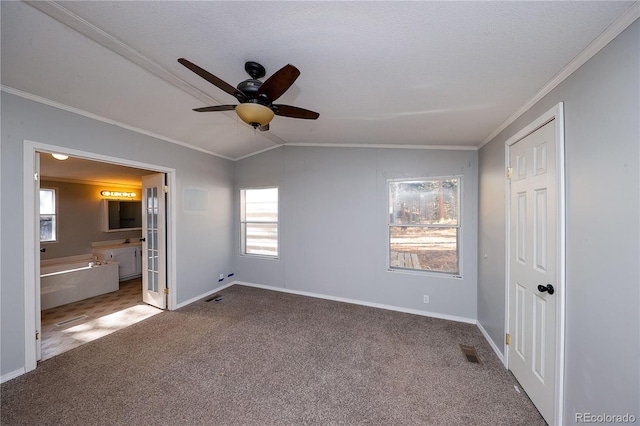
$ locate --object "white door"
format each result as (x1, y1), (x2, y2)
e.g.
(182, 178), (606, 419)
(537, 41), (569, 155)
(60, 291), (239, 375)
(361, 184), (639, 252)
(509, 119), (557, 424)
(142, 173), (167, 309)
(35, 152), (42, 361)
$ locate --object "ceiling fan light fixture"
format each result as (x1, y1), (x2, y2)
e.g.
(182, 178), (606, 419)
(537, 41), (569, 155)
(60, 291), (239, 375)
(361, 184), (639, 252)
(235, 103), (274, 128)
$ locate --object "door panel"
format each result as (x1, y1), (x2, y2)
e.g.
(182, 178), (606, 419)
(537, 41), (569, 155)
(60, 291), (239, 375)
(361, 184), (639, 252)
(142, 173), (166, 309)
(534, 189), (548, 271)
(515, 283), (526, 359)
(517, 192), (527, 263)
(533, 294), (547, 381)
(509, 119), (557, 424)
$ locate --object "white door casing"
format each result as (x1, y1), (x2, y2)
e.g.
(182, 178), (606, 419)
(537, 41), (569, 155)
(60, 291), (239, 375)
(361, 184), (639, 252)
(23, 140), (176, 374)
(506, 103), (565, 426)
(142, 173), (167, 309)
(34, 152), (42, 362)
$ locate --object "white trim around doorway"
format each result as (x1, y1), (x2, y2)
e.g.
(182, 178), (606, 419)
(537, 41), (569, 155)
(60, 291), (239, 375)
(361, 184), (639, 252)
(503, 103), (566, 425)
(23, 140), (177, 373)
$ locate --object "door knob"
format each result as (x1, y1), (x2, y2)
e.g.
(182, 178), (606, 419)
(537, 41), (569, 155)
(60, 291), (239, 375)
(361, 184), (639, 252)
(537, 284), (555, 295)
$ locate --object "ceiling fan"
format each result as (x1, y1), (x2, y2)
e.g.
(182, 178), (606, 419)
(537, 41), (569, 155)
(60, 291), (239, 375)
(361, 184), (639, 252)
(178, 58), (319, 131)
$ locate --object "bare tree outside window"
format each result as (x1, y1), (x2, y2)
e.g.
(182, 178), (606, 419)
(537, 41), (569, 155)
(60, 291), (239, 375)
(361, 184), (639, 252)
(388, 178), (460, 275)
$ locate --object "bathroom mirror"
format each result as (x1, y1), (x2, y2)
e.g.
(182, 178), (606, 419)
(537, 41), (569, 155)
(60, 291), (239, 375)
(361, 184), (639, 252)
(103, 200), (142, 232)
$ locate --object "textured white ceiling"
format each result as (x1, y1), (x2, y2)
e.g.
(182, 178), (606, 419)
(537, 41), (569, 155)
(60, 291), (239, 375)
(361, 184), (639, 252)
(1, 1), (635, 160)
(40, 154), (152, 188)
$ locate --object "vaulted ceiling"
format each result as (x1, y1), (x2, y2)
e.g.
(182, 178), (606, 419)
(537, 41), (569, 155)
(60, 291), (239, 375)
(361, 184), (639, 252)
(2, 1), (636, 160)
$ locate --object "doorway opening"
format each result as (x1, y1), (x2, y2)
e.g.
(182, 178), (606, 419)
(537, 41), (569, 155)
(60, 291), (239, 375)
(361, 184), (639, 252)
(24, 140), (176, 371)
(38, 153), (166, 360)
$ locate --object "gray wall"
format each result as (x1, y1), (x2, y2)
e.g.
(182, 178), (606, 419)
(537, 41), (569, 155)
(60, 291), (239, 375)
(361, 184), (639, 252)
(478, 21), (639, 422)
(1, 92), (235, 377)
(40, 180), (142, 259)
(236, 146), (478, 320)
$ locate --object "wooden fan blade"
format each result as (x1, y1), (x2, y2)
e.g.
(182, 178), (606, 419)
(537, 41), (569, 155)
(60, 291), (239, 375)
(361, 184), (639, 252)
(178, 58), (245, 102)
(193, 105), (236, 112)
(274, 104), (319, 120)
(257, 64), (300, 102)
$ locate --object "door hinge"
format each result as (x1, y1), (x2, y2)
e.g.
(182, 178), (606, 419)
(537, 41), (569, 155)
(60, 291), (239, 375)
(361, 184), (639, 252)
(507, 167), (513, 180)
(35, 331), (40, 341)
(163, 185), (169, 193)
(164, 288), (169, 295)
(506, 333), (510, 345)
(34, 172), (39, 181)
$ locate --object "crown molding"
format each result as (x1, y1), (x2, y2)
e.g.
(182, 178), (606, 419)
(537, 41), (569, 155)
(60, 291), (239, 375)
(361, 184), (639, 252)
(480, 2), (640, 148)
(234, 142), (478, 161)
(1, 85), (234, 161)
(285, 143), (478, 151)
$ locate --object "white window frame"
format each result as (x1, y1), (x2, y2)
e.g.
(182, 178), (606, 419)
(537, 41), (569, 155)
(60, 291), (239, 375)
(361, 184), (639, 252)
(387, 176), (462, 277)
(39, 187), (58, 243)
(240, 187), (279, 258)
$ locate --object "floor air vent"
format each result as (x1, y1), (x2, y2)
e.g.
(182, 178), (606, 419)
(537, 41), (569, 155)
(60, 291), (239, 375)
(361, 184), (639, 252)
(55, 315), (88, 327)
(459, 344), (481, 364)
(205, 294), (222, 302)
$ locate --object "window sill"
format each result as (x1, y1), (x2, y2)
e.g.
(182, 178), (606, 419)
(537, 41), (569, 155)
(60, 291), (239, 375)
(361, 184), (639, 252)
(240, 254), (280, 261)
(387, 267), (462, 280)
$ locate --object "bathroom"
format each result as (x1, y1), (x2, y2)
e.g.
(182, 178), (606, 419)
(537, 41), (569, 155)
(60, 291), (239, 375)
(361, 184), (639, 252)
(39, 153), (159, 359)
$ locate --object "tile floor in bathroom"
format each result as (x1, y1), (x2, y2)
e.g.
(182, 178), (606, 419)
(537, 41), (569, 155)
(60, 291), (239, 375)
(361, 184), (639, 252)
(40, 278), (163, 361)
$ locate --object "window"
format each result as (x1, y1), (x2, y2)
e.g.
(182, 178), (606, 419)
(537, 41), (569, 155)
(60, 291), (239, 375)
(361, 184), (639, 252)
(40, 188), (57, 242)
(388, 178), (461, 275)
(240, 187), (278, 257)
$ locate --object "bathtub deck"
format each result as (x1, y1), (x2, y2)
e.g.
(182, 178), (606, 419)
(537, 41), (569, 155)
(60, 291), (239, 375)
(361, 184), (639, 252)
(40, 262), (119, 310)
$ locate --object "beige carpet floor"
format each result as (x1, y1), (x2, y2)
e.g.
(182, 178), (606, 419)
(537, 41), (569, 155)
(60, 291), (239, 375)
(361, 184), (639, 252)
(2, 285), (545, 425)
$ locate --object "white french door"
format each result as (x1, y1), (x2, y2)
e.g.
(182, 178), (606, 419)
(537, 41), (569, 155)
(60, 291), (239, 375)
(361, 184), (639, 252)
(142, 173), (167, 309)
(508, 118), (558, 424)
(34, 152), (42, 361)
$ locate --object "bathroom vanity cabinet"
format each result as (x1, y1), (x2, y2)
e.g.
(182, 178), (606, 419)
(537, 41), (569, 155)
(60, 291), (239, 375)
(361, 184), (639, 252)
(93, 243), (142, 281)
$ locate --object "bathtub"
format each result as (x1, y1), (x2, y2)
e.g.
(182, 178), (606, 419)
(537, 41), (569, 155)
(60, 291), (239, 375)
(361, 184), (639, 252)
(40, 259), (119, 310)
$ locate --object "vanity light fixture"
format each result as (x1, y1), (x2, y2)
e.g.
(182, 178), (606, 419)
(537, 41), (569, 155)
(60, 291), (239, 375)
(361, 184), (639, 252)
(101, 190), (137, 198)
(51, 153), (69, 161)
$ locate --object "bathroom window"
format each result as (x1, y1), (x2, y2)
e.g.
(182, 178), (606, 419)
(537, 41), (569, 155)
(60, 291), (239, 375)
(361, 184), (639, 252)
(240, 187), (278, 257)
(388, 177), (461, 276)
(40, 188), (57, 242)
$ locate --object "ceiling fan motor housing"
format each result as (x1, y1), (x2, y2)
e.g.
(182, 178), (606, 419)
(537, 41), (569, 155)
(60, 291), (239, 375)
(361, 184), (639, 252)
(237, 79), (263, 97)
(238, 62), (271, 105)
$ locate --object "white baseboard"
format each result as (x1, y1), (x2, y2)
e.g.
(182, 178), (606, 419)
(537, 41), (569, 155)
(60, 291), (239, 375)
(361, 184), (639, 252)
(477, 321), (506, 367)
(234, 281), (477, 324)
(1, 368), (26, 384)
(174, 282), (236, 310)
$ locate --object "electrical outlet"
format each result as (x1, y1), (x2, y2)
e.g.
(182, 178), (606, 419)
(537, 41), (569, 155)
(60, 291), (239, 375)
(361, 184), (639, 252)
(423, 295), (430, 304)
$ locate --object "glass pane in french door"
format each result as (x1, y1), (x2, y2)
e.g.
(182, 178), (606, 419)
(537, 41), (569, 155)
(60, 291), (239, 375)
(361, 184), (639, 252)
(146, 187), (159, 292)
